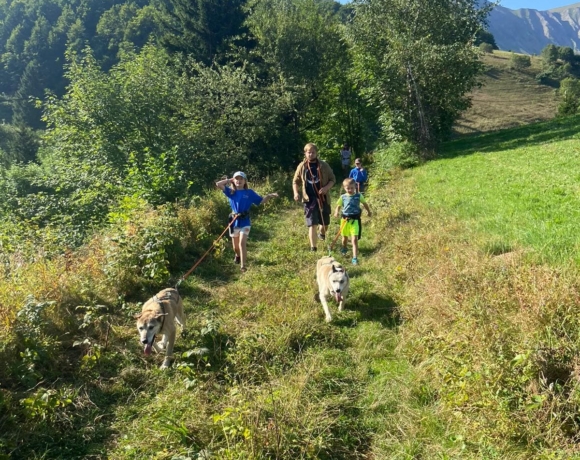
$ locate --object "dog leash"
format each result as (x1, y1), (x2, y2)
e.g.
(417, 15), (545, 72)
(328, 218), (348, 255)
(174, 215), (239, 288)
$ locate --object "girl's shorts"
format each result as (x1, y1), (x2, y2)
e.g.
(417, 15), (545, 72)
(341, 219), (360, 237)
(229, 226), (251, 237)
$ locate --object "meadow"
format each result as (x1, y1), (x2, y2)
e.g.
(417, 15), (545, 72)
(5, 116), (580, 458)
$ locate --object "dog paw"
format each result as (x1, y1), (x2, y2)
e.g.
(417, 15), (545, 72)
(160, 358), (173, 369)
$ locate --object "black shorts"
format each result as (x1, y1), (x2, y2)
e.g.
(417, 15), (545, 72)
(304, 200), (331, 227)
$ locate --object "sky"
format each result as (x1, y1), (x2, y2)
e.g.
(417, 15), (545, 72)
(499, 0), (580, 9)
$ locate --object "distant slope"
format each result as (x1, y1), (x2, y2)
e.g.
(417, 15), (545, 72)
(488, 3), (580, 54)
(454, 51), (558, 135)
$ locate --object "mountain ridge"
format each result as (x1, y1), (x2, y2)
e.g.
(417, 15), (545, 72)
(488, 2), (580, 54)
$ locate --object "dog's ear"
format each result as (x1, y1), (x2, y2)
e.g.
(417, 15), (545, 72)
(134, 313), (142, 319)
(332, 265), (337, 273)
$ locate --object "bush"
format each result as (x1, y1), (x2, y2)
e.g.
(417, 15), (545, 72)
(557, 77), (580, 116)
(510, 53), (531, 70)
(375, 141), (422, 170)
(479, 42), (493, 54)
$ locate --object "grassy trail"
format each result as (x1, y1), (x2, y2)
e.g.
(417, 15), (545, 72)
(105, 189), (451, 459)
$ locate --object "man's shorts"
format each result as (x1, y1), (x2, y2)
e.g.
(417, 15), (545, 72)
(304, 201), (331, 227)
(341, 218), (360, 237)
(229, 226), (251, 237)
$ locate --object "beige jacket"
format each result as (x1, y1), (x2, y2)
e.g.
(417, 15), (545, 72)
(293, 159), (336, 203)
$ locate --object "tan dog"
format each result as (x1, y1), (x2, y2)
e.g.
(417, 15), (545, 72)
(316, 256), (350, 322)
(135, 288), (185, 369)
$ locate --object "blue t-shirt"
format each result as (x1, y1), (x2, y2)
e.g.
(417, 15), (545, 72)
(349, 167), (368, 184)
(223, 187), (263, 227)
(336, 192), (366, 216)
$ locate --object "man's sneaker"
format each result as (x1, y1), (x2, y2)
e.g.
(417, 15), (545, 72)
(318, 232), (326, 241)
(310, 247), (317, 252)
(351, 257), (358, 265)
(234, 255), (241, 264)
(240, 266), (247, 273)
(340, 246), (348, 255)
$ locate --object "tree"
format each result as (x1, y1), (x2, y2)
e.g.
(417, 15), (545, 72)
(158, 0), (249, 64)
(475, 29), (497, 49)
(557, 77), (580, 116)
(558, 46), (574, 64)
(541, 44), (559, 67)
(348, 0), (490, 151)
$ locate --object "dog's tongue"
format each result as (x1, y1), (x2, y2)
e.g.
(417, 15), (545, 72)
(335, 293), (343, 303)
(144, 343), (152, 355)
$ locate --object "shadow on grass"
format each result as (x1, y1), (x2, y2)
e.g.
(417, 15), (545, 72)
(444, 114), (580, 158)
(333, 293), (400, 329)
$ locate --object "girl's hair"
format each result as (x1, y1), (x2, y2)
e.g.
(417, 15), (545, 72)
(304, 142), (318, 153)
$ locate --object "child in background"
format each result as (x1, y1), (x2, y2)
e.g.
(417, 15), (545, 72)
(349, 158), (368, 193)
(334, 178), (371, 265)
(216, 171), (278, 272)
(340, 144), (352, 178)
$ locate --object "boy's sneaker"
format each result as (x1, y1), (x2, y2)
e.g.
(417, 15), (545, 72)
(351, 257), (358, 265)
(310, 247), (317, 252)
(234, 255), (241, 264)
(318, 232), (326, 241)
(340, 246), (348, 255)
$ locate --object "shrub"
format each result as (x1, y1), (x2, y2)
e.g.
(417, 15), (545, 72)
(375, 141), (422, 170)
(510, 53), (531, 70)
(479, 42), (493, 54)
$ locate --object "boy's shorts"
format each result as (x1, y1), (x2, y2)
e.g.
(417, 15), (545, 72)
(341, 218), (360, 237)
(229, 226), (251, 237)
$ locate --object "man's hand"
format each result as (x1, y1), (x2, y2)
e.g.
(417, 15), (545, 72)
(319, 185), (329, 195)
(294, 193), (301, 201)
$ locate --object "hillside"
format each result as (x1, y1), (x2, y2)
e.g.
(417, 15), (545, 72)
(454, 50), (558, 135)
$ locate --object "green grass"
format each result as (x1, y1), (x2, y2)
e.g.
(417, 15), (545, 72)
(8, 114), (580, 459)
(418, 115), (580, 265)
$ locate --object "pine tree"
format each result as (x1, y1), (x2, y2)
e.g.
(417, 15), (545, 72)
(160, 0), (249, 64)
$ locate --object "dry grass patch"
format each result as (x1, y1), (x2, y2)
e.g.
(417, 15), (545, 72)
(455, 51), (558, 135)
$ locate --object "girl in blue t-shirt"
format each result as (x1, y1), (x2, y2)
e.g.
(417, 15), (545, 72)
(216, 171), (278, 272)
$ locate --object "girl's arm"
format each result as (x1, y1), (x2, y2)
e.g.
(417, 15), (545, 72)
(260, 192), (279, 205)
(216, 178), (231, 191)
(363, 202), (372, 217)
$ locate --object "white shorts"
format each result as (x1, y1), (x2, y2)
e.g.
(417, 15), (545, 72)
(229, 226), (251, 237)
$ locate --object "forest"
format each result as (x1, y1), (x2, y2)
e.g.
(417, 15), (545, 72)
(0, 0), (490, 252)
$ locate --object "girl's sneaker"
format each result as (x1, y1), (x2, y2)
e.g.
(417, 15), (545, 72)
(234, 255), (241, 264)
(340, 246), (348, 255)
(351, 257), (358, 265)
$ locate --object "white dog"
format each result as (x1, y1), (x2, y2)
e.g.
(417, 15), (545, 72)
(135, 288), (185, 369)
(316, 256), (350, 322)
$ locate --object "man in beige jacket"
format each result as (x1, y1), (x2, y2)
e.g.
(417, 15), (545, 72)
(293, 143), (336, 251)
